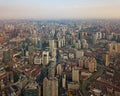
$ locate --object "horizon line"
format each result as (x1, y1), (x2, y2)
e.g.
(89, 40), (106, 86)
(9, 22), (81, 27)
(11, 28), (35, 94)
(0, 18), (120, 21)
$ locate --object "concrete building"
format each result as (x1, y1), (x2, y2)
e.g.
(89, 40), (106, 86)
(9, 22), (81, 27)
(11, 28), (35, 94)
(2, 49), (11, 63)
(68, 82), (79, 90)
(88, 62), (96, 73)
(88, 58), (97, 73)
(102, 52), (110, 66)
(48, 62), (56, 79)
(49, 39), (57, 58)
(68, 52), (75, 59)
(96, 32), (102, 39)
(57, 39), (62, 48)
(28, 45), (34, 56)
(34, 56), (42, 65)
(56, 64), (62, 76)
(81, 39), (88, 49)
(62, 73), (66, 89)
(108, 42), (120, 55)
(37, 37), (42, 50)
(72, 67), (79, 83)
(75, 40), (81, 49)
(0, 69), (13, 90)
(76, 50), (84, 58)
(92, 32), (102, 44)
(28, 45), (34, 64)
(78, 57), (97, 73)
(92, 34), (97, 44)
(43, 77), (58, 96)
(49, 39), (55, 52)
(42, 51), (49, 66)
(57, 38), (65, 48)
(91, 89), (102, 96)
(23, 81), (41, 96)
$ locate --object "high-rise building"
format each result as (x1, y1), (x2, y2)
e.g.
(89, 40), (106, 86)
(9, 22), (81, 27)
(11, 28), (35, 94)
(108, 42), (120, 55)
(92, 34), (97, 44)
(57, 39), (62, 48)
(78, 57), (97, 72)
(56, 64), (62, 76)
(103, 52), (110, 66)
(42, 51), (49, 65)
(4, 24), (15, 31)
(23, 81), (41, 96)
(43, 77), (58, 96)
(92, 32), (102, 44)
(0, 79), (5, 90)
(49, 39), (55, 52)
(48, 62), (56, 79)
(88, 58), (97, 73)
(2, 49), (11, 63)
(0, 70), (13, 90)
(28, 45), (34, 56)
(28, 45), (34, 64)
(81, 39), (88, 49)
(33, 29), (38, 46)
(49, 39), (57, 58)
(78, 32), (83, 40)
(72, 67), (79, 83)
(52, 48), (57, 58)
(57, 37), (65, 48)
(63, 36), (66, 47)
(75, 40), (81, 49)
(62, 73), (66, 89)
(21, 42), (28, 57)
(34, 56), (42, 65)
(76, 50), (84, 58)
(37, 37), (42, 50)
(88, 62), (96, 73)
(67, 82), (79, 90)
(105, 53), (110, 67)
(96, 32), (102, 39)
(78, 58), (84, 67)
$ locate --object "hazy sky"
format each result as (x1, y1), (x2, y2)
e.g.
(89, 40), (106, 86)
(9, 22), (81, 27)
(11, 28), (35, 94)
(0, 0), (120, 19)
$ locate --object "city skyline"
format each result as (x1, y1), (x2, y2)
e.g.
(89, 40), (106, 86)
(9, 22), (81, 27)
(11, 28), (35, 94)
(0, 0), (120, 19)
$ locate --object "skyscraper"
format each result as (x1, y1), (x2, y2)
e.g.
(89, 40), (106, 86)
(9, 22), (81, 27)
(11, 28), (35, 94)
(62, 73), (66, 89)
(42, 51), (49, 66)
(88, 58), (97, 73)
(37, 38), (42, 50)
(72, 67), (79, 83)
(103, 52), (110, 66)
(76, 50), (84, 58)
(49, 39), (57, 58)
(56, 64), (62, 76)
(49, 39), (55, 52)
(43, 77), (58, 96)
(48, 62), (56, 79)
(2, 49), (11, 63)
(23, 81), (41, 96)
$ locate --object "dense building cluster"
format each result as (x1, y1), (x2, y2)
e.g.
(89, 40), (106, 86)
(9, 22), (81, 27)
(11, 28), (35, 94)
(0, 19), (120, 96)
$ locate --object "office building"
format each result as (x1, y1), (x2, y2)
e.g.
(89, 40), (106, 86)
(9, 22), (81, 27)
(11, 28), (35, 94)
(23, 81), (41, 96)
(56, 64), (62, 76)
(76, 50), (84, 58)
(2, 49), (11, 63)
(43, 77), (58, 96)
(34, 56), (42, 65)
(62, 73), (66, 89)
(103, 52), (110, 66)
(49, 39), (55, 52)
(42, 51), (49, 65)
(72, 67), (79, 83)
(48, 62), (56, 78)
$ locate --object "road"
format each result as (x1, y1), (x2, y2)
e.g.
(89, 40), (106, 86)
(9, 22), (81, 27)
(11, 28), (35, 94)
(80, 66), (104, 96)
